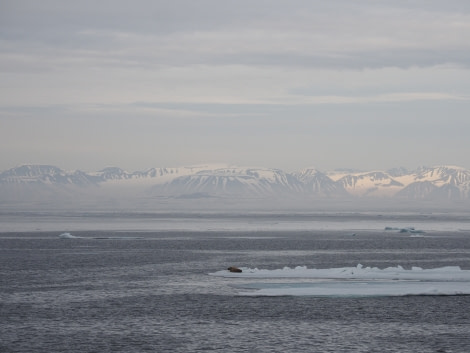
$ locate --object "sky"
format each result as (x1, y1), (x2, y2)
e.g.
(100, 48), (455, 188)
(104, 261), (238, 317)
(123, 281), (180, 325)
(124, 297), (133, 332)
(1, 0), (470, 173)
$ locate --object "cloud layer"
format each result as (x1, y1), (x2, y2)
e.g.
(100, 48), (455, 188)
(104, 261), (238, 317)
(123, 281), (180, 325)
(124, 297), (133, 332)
(1, 1), (470, 171)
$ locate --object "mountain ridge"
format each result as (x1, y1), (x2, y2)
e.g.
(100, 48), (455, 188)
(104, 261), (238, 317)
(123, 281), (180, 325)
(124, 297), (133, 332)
(1, 164), (470, 202)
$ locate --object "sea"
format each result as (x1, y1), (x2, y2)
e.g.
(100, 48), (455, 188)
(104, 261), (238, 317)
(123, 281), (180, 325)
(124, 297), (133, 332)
(1, 211), (470, 353)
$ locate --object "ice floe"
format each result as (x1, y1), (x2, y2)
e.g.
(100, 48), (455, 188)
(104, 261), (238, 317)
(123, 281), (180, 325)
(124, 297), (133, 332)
(209, 264), (470, 297)
(210, 264), (470, 281)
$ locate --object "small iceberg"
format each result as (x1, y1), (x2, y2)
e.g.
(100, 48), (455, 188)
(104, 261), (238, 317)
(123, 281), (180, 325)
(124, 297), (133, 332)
(59, 232), (79, 239)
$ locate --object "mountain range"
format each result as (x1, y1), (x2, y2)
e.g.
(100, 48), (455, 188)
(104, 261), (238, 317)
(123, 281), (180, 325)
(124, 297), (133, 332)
(1, 164), (470, 206)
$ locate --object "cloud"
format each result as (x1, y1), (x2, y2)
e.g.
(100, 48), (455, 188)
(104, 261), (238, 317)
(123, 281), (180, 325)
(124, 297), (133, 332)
(1, 1), (470, 171)
(2, 1), (470, 70)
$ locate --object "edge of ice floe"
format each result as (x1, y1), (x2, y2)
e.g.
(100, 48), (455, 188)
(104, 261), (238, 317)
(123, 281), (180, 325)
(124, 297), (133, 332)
(209, 264), (470, 281)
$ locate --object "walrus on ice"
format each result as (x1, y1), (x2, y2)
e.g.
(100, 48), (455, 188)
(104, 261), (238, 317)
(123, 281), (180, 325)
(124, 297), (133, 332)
(227, 266), (242, 273)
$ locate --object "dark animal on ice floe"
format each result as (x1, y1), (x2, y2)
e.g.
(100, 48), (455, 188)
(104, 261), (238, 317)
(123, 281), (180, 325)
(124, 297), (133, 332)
(227, 266), (242, 273)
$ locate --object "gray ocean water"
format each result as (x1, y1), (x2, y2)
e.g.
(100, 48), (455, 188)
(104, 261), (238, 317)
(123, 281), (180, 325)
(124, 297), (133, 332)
(1, 212), (470, 352)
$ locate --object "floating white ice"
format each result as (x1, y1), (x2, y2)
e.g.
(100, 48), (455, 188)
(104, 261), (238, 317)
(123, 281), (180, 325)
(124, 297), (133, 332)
(58, 232), (80, 238)
(209, 264), (470, 297)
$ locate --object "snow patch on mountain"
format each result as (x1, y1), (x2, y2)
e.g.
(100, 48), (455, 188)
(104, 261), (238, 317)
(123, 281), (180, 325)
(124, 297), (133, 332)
(335, 171), (404, 197)
(413, 166), (470, 187)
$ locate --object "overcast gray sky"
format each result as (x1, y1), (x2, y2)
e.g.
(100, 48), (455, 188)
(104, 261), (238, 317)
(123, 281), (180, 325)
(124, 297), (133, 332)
(1, 0), (470, 172)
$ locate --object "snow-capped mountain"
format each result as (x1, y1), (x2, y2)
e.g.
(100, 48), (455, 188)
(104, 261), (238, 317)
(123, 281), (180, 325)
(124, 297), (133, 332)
(158, 167), (304, 198)
(413, 166), (470, 187)
(293, 168), (348, 197)
(0, 165), (99, 186)
(91, 165), (230, 185)
(395, 166), (470, 200)
(332, 171), (404, 197)
(1, 164), (470, 203)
